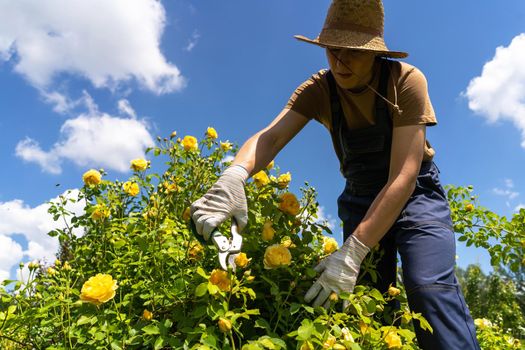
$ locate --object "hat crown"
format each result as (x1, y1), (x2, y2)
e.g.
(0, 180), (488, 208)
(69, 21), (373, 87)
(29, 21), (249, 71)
(323, 0), (384, 36)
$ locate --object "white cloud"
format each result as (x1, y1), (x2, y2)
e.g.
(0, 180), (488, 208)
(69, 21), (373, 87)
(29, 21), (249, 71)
(0, 190), (84, 282)
(118, 99), (137, 119)
(463, 33), (525, 148)
(16, 98), (155, 174)
(505, 178), (514, 189)
(515, 203), (525, 212)
(0, 0), (185, 95)
(184, 31), (200, 52)
(492, 187), (519, 200)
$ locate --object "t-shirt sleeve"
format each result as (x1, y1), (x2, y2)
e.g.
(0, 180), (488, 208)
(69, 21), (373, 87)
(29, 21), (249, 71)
(393, 65), (437, 128)
(285, 70), (331, 129)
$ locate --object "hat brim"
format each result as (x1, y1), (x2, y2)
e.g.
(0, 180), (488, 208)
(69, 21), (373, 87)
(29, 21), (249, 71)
(294, 35), (408, 59)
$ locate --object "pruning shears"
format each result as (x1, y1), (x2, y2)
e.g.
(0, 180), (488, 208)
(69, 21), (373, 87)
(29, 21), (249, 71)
(190, 217), (243, 271)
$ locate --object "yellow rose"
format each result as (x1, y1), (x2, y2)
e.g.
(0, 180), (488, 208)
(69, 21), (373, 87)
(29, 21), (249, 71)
(80, 273), (118, 305)
(130, 158), (148, 171)
(218, 318), (232, 333)
(234, 252), (250, 268)
(474, 318), (492, 330)
(323, 335), (336, 349)
(162, 181), (178, 193)
(281, 236), (296, 248)
(188, 243), (203, 260)
(209, 269), (231, 292)
(278, 192), (300, 216)
(91, 204), (110, 221)
(123, 181), (140, 196)
(465, 203), (474, 212)
(266, 160), (274, 170)
(384, 330), (402, 349)
(263, 244), (292, 269)
(277, 172), (291, 188)
(388, 286), (401, 297)
(182, 207), (191, 221)
(322, 237), (339, 254)
(182, 135), (198, 151)
(143, 309), (153, 321)
(82, 169), (102, 186)
(206, 127), (218, 139)
(252, 171), (270, 188)
(220, 141), (232, 152)
(261, 221), (275, 241)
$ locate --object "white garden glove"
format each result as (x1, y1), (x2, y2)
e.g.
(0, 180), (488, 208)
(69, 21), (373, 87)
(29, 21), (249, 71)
(304, 235), (370, 309)
(190, 165), (249, 240)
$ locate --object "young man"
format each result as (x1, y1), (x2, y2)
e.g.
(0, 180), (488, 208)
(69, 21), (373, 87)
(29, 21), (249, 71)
(191, 0), (480, 348)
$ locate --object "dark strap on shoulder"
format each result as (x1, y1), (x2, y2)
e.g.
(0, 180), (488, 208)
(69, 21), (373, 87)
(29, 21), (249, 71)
(326, 70), (346, 167)
(374, 59), (392, 125)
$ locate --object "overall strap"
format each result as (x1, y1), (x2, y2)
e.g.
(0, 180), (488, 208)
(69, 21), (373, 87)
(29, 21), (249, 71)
(326, 70), (346, 169)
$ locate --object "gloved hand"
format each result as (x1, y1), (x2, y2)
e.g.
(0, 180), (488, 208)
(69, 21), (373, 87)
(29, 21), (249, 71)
(304, 234), (370, 309)
(190, 165), (249, 240)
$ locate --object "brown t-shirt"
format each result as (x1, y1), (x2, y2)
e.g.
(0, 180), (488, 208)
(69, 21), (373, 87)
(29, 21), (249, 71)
(286, 60), (437, 161)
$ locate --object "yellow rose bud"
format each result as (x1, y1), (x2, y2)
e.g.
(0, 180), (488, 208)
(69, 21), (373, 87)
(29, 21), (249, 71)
(82, 169), (102, 186)
(246, 276), (255, 282)
(182, 207), (191, 221)
(266, 160), (274, 170)
(278, 192), (300, 216)
(322, 237), (339, 255)
(234, 252), (250, 268)
(123, 181), (140, 196)
(252, 170), (270, 188)
(300, 342), (313, 350)
(206, 127), (218, 139)
(54, 259), (61, 266)
(384, 330), (402, 349)
(188, 243), (203, 260)
(63, 262), (72, 270)
(220, 141), (232, 152)
(388, 286), (401, 297)
(263, 244), (292, 269)
(277, 172), (291, 188)
(209, 269), (231, 292)
(281, 236), (296, 248)
(143, 309), (153, 321)
(359, 321), (368, 334)
(91, 204), (110, 221)
(329, 292), (338, 302)
(182, 135), (198, 151)
(80, 274), (118, 305)
(323, 335), (336, 349)
(218, 317), (232, 333)
(333, 345), (346, 350)
(261, 221), (275, 241)
(341, 327), (354, 342)
(130, 158), (148, 171)
(47, 267), (57, 275)
(169, 131), (177, 139)
(465, 203), (474, 212)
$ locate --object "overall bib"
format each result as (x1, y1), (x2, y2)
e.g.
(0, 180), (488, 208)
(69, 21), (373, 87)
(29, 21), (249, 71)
(327, 58), (480, 350)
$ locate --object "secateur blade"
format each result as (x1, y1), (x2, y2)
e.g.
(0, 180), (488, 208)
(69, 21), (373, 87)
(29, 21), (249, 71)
(190, 217), (243, 271)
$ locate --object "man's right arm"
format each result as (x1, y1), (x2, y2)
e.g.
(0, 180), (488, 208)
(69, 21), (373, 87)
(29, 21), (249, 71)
(232, 108), (310, 176)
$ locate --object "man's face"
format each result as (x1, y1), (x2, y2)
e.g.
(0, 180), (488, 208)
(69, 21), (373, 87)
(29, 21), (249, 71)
(326, 48), (376, 90)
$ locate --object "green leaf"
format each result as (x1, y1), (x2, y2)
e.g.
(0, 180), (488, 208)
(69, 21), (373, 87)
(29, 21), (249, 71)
(142, 324), (161, 335)
(297, 320), (314, 340)
(259, 338), (275, 349)
(153, 336), (164, 350)
(195, 282), (208, 297)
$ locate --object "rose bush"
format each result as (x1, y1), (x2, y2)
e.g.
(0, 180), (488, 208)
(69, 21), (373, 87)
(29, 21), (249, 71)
(0, 128), (522, 349)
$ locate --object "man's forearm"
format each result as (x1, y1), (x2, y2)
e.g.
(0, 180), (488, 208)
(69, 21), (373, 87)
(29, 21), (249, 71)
(351, 178), (415, 248)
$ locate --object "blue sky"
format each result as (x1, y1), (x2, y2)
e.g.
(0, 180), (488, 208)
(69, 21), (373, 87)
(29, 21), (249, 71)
(1, 0), (525, 281)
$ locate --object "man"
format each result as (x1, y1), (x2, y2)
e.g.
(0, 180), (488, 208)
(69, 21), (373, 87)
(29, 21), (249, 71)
(191, 0), (480, 348)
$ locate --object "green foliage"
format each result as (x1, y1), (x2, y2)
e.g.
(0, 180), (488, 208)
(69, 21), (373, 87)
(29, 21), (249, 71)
(456, 264), (525, 339)
(0, 130), (422, 349)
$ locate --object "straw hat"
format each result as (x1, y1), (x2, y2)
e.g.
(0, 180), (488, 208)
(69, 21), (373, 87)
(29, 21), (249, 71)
(294, 0), (408, 58)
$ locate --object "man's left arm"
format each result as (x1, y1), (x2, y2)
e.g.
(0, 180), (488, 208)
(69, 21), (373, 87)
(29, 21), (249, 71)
(352, 124), (426, 248)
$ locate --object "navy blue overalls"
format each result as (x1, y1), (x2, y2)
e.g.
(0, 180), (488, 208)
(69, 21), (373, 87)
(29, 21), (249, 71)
(326, 58), (480, 350)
